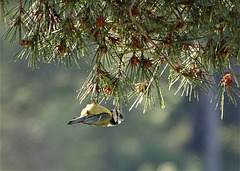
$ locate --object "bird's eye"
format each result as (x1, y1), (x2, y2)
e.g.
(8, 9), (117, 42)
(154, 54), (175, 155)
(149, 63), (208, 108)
(120, 113), (125, 120)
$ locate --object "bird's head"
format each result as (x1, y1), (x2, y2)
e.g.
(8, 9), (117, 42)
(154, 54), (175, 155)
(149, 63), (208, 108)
(110, 108), (125, 125)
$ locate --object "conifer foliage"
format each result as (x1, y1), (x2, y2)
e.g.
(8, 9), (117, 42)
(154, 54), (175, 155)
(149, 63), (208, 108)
(1, 0), (240, 116)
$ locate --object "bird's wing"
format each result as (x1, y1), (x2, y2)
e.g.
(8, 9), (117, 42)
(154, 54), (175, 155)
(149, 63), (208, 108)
(67, 116), (87, 125)
(83, 113), (111, 124)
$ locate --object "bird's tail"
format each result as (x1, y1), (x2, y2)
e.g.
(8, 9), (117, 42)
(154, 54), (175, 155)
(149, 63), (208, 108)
(67, 116), (86, 125)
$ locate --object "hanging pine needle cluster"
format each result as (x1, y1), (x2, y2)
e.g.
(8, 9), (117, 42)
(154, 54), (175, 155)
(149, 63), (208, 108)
(1, 0), (240, 116)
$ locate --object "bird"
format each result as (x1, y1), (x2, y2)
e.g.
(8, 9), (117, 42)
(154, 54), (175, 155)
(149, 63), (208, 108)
(67, 103), (124, 127)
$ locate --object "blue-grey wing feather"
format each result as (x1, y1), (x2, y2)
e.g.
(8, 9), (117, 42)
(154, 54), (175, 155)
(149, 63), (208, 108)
(83, 113), (111, 124)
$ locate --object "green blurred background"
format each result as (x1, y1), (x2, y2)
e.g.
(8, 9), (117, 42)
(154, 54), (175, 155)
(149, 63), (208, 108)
(1, 24), (239, 171)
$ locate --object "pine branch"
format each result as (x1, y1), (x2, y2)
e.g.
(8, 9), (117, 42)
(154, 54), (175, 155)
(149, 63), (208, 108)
(2, 0), (240, 115)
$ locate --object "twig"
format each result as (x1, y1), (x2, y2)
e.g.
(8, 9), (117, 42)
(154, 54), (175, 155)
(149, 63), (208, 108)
(128, 0), (177, 72)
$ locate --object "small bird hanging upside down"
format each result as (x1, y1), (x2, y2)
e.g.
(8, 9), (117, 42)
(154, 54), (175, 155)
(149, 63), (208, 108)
(67, 103), (124, 127)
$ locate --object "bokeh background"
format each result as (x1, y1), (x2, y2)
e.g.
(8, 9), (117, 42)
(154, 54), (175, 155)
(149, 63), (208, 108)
(1, 23), (239, 171)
